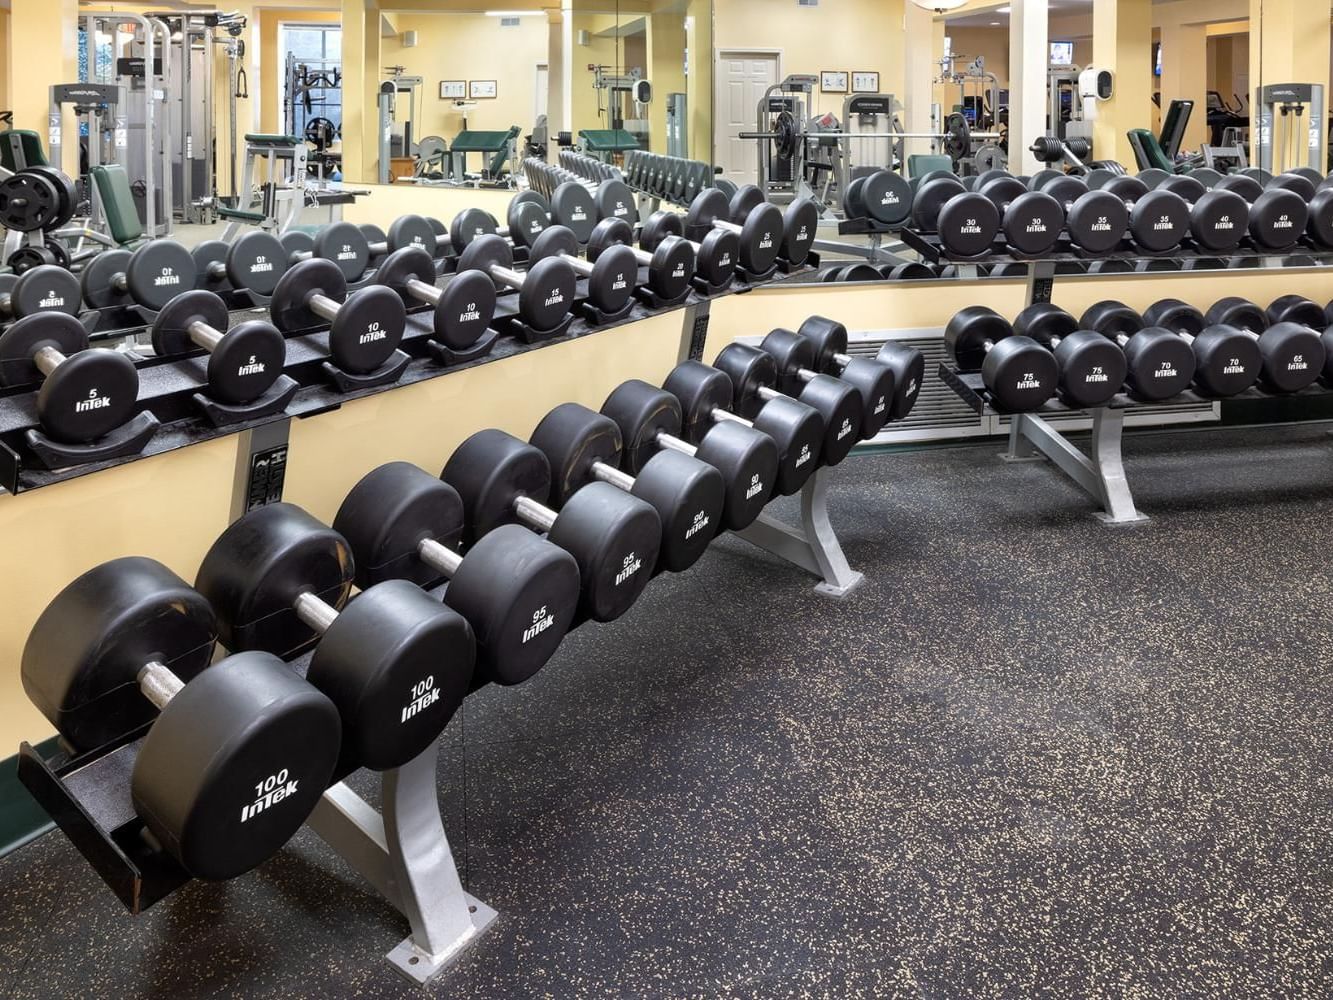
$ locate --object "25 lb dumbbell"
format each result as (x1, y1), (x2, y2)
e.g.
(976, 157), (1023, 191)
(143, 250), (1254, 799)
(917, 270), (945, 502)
(22, 557), (341, 880)
(334, 462), (581, 685)
(944, 306), (1058, 411)
(443, 429), (663, 623)
(195, 503), (476, 771)
(270, 259), (408, 376)
(686, 188), (784, 275)
(795, 316), (925, 424)
(531, 402), (726, 574)
(151, 290), (286, 405)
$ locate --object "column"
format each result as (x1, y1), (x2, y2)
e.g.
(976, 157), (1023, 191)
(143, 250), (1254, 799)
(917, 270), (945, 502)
(902, 1), (937, 164)
(8, 0), (79, 174)
(1092, 0), (1152, 167)
(1009, 0), (1049, 175)
(341, 0), (381, 184)
(1158, 21), (1208, 152)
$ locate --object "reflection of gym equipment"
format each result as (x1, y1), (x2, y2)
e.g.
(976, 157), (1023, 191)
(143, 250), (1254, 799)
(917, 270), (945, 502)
(1127, 100), (1248, 173)
(1253, 83), (1326, 175)
(590, 65), (651, 147)
(377, 68), (423, 184)
(1206, 91), (1249, 148)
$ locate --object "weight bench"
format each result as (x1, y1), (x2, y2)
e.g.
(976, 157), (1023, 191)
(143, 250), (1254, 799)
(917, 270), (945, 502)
(907, 154), (953, 180)
(578, 129), (640, 162)
(445, 127), (520, 186)
(220, 134), (309, 238)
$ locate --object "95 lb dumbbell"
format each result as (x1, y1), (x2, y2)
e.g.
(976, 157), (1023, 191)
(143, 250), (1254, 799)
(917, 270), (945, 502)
(944, 306), (1058, 411)
(715, 340), (864, 465)
(601, 379), (779, 533)
(80, 240), (197, 312)
(795, 316), (925, 424)
(443, 429), (663, 623)
(531, 402), (726, 574)
(587, 217), (695, 302)
(456, 233), (576, 333)
(150, 290), (286, 406)
(1010, 303), (1129, 408)
(195, 503), (476, 771)
(270, 258), (407, 376)
(663, 359), (825, 495)
(22, 556), (341, 880)
(0, 312), (139, 442)
(373, 246), (496, 354)
(334, 462), (581, 685)
(0, 265), (80, 321)
(527, 225), (638, 316)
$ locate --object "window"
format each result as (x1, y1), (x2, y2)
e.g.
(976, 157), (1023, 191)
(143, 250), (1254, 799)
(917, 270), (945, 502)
(280, 24), (343, 140)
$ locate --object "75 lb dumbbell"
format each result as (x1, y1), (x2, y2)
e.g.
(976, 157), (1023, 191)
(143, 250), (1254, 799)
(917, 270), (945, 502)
(334, 462), (581, 685)
(443, 429), (663, 623)
(151, 290), (286, 405)
(22, 556), (341, 880)
(944, 306), (1059, 411)
(795, 316), (925, 424)
(270, 259), (407, 377)
(1010, 303), (1129, 407)
(531, 402), (726, 574)
(1073, 300), (1196, 401)
(195, 503), (476, 771)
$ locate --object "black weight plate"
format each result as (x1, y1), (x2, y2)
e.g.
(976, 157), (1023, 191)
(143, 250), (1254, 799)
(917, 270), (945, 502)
(550, 182), (596, 243)
(6, 245), (56, 273)
(450, 208), (500, 253)
(269, 258), (347, 333)
(193, 239), (230, 289)
(328, 286), (406, 374)
(126, 241), (195, 311)
(26, 166), (77, 229)
(0, 171), (61, 231)
(1121, 328), (1196, 401)
(313, 222), (371, 281)
(79, 249), (134, 309)
(1192, 325), (1261, 397)
(426, 269), (496, 351)
(10, 265), (79, 318)
(944, 305), (1011, 370)
(228, 231), (287, 296)
(1028, 169), (1063, 191)
(981, 337), (1058, 411)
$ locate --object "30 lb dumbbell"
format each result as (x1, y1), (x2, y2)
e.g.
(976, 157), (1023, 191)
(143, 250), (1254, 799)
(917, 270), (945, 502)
(80, 240), (196, 311)
(843, 169), (914, 227)
(1074, 300), (1196, 401)
(531, 402), (726, 574)
(270, 259), (407, 376)
(795, 316), (925, 424)
(334, 462), (581, 685)
(1027, 174), (1135, 255)
(587, 217), (695, 302)
(944, 306), (1058, 411)
(151, 290), (286, 405)
(601, 379), (779, 533)
(0, 312), (139, 442)
(443, 429), (663, 623)
(22, 556), (341, 880)
(0, 265), (80, 321)
(196, 503), (476, 771)
(663, 359), (824, 495)
(1199, 296), (1324, 393)
(527, 225), (637, 316)
(374, 247), (496, 353)
(1007, 303), (1129, 408)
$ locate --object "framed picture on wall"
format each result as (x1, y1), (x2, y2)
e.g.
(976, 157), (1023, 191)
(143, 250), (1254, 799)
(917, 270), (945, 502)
(820, 71), (848, 94)
(439, 80), (466, 100)
(851, 72), (880, 94)
(469, 80), (498, 99)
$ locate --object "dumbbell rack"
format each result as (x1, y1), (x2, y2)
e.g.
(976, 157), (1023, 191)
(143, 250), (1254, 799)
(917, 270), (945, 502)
(811, 217), (909, 266)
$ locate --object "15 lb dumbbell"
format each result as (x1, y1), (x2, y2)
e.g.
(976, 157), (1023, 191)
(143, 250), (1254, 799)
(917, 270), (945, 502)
(195, 503), (476, 771)
(795, 316), (925, 425)
(944, 306), (1058, 411)
(334, 462), (581, 685)
(443, 429), (663, 623)
(527, 225), (638, 316)
(270, 259), (407, 376)
(531, 402), (726, 574)
(151, 290), (286, 405)
(22, 556), (341, 880)
(587, 217), (695, 302)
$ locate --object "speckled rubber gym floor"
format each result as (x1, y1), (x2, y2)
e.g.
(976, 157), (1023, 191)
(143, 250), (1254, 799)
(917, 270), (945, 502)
(4, 422), (1333, 999)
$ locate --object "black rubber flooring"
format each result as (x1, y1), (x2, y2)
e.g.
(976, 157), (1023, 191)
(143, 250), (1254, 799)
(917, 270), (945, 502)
(4, 422), (1333, 999)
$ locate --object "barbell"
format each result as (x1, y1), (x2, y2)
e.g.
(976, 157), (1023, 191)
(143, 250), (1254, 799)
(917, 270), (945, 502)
(739, 113), (999, 162)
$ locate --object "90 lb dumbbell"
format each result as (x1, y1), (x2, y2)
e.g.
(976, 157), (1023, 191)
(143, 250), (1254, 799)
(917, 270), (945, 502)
(196, 503), (476, 771)
(443, 429), (663, 623)
(795, 316), (925, 425)
(151, 290), (286, 406)
(334, 461), (581, 685)
(531, 402), (726, 574)
(22, 556), (342, 880)
(944, 306), (1059, 411)
(270, 259), (408, 376)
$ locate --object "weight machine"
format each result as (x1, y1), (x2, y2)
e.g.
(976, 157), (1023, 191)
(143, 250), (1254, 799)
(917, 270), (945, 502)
(1253, 83), (1326, 175)
(377, 69), (424, 185)
(591, 65), (650, 145)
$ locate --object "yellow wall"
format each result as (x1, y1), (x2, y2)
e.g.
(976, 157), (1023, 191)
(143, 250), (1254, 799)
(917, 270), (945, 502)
(647, 12), (687, 153)
(0, 11), (9, 114)
(570, 13), (624, 134)
(382, 13), (549, 140)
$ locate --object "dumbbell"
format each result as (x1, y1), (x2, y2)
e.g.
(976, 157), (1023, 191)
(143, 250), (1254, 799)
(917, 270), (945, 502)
(373, 246), (496, 353)
(663, 359), (824, 495)
(193, 230), (294, 298)
(526, 225), (637, 316)
(195, 502), (476, 772)
(442, 428), (662, 623)
(794, 316), (925, 425)
(1075, 300), (1203, 400)
(281, 221), (372, 282)
(1023, 174), (1135, 255)
(333, 462), (581, 685)
(269, 259), (407, 376)
(758, 326), (894, 440)
(151, 290), (286, 405)
(0, 265), (80, 321)
(1009, 303), (1128, 408)
(716, 340), (864, 465)
(1207, 172), (1326, 251)
(454, 201), (551, 258)
(601, 379), (779, 533)
(684, 188), (784, 275)
(587, 217), (695, 302)
(1144, 175), (1251, 255)
(944, 306), (1058, 411)
(456, 234), (576, 332)
(0, 312), (138, 442)
(22, 556), (342, 880)
(79, 240), (197, 311)
(969, 175), (1065, 256)
(640, 210), (738, 289)
(549, 176), (636, 238)
(530, 402), (726, 574)
(725, 181), (820, 268)
(910, 174), (1000, 256)
(1199, 296), (1324, 393)
(1088, 174), (1191, 253)
(843, 169), (913, 228)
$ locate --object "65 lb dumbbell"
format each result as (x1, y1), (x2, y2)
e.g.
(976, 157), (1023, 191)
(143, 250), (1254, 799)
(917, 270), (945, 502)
(1200, 296), (1324, 393)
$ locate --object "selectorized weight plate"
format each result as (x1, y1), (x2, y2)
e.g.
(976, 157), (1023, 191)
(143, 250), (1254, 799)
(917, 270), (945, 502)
(550, 182), (596, 243)
(228, 231), (288, 296)
(313, 221), (371, 282)
(125, 241), (196, 311)
(269, 257), (347, 333)
(79, 249), (134, 309)
(3, 265), (80, 318)
(0, 171), (62, 232)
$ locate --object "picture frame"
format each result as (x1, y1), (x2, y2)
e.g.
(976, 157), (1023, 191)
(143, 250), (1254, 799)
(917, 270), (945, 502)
(851, 71), (880, 94)
(469, 80), (498, 99)
(820, 71), (848, 94)
(439, 80), (466, 100)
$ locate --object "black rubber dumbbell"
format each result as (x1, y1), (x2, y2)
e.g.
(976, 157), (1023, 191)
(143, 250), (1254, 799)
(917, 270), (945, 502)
(193, 230), (295, 298)
(374, 246), (496, 354)
(795, 315), (925, 424)
(843, 169), (913, 228)
(334, 461), (581, 685)
(456, 233), (577, 333)
(270, 258), (408, 376)
(531, 402), (726, 574)
(682, 187), (784, 275)
(1159, 172), (1308, 253)
(910, 173), (1000, 256)
(453, 201), (551, 258)
(588, 217), (695, 302)
(973, 175), (1066, 256)
(1011, 303), (1129, 408)
(22, 556), (341, 880)
(601, 379), (779, 533)
(640, 209), (738, 289)
(1200, 296), (1325, 393)
(151, 289), (286, 405)
(0, 265), (80, 322)
(944, 306), (1058, 411)
(281, 221), (372, 282)
(1150, 175), (1251, 255)
(527, 225), (638, 316)
(0, 312), (139, 442)
(1027, 173), (1133, 255)
(1073, 299), (1197, 400)
(443, 429), (663, 624)
(79, 240), (196, 311)
(760, 327), (895, 440)
(1087, 174), (1191, 253)
(196, 503), (476, 771)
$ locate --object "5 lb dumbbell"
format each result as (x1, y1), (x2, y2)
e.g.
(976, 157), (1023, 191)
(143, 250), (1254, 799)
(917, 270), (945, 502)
(22, 556), (341, 880)
(151, 290), (286, 405)
(195, 503), (476, 771)
(270, 259), (407, 376)
(334, 462), (581, 685)
(795, 316), (925, 424)
(0, 265), (80, 321)
(944, 306), (1058, 411)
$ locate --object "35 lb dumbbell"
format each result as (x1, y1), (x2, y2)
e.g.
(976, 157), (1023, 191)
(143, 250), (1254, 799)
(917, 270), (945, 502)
(795, 316), (925, 424)
(443, 429), (663, 623)
(195, 503), (476, 771)
(270, 259), (407, 376)
(334, 462), (581, 685)
(944, 306), (1058, 411)
(22, 557), (341, 880)
(151, 290), (286, 405)
(1090, 174), (1190, 253)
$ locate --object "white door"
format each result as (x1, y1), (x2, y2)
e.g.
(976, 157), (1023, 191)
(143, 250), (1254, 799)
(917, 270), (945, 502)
(714, 52), (780, 181)
(535, 64), (549, 123)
